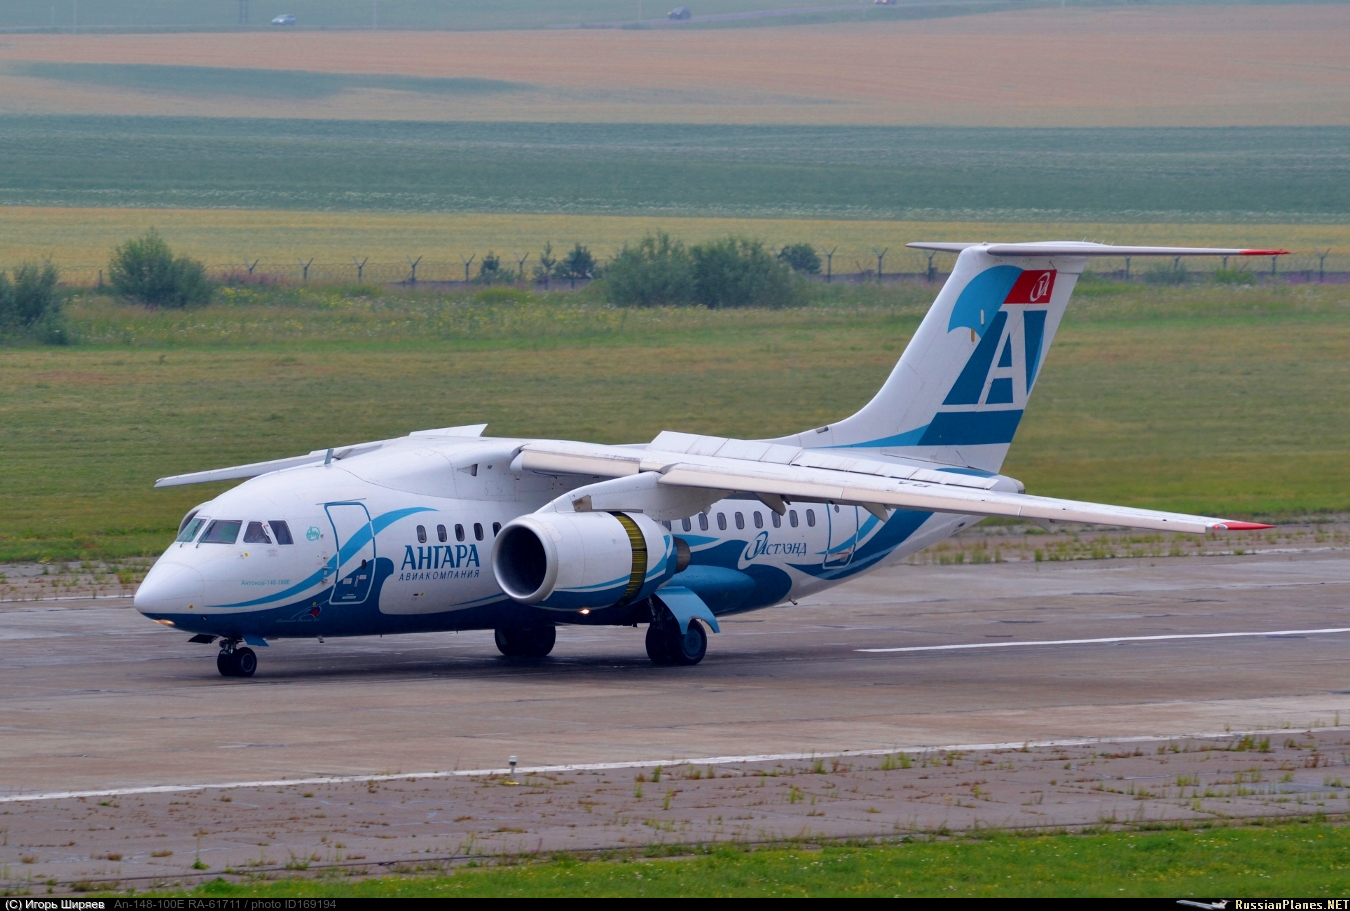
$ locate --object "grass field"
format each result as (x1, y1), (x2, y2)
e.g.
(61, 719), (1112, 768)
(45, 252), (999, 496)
(1, 279), (1346, 562)
(0, 6), (1345, 126)
(1, 119), (1347, 227)
(131, 821), (1350, 897)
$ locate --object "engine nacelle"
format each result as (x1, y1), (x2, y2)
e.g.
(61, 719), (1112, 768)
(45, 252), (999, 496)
(492, 511), (685, 611)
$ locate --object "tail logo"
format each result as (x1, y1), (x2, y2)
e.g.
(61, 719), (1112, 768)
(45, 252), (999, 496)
(921, 266), (1055, 446)
(1031, 272), (1051, 302)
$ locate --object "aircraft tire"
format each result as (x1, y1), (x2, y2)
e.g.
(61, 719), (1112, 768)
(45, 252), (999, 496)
(216, 651), (237, 677)
(645, 623), (674, 665)
(234, 647), (258, 678)
(518, 625), (556, 659)
(669, 619), (707, 666)
(496, 626), (555, 658)
(494, 627), (520, 657)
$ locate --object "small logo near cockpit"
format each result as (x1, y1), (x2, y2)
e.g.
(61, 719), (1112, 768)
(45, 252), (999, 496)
(306, 526), (321, 542)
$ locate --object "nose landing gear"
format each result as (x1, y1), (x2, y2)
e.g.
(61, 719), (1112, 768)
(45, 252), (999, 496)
(216, 640), (257, 677)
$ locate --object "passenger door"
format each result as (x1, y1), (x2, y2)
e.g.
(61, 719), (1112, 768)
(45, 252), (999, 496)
(823, 504), (858, 570)
(325, 502), (376, 606)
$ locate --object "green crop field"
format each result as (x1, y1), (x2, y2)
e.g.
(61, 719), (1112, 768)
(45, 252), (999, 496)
(132, 821), (1350, 897)
(1, 279), (1346, 563)
(1, 118), (1346, 222)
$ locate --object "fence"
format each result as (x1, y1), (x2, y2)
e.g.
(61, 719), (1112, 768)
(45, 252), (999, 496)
(39, 250), (1350, 289)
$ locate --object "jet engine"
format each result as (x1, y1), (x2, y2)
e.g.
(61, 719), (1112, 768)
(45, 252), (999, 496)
(492, 511), (689, 611)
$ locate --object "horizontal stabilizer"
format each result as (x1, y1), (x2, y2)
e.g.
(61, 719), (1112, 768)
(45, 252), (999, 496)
(907, 242), (1289, 257)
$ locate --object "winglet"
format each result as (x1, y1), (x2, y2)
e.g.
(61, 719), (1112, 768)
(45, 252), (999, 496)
(1213, 521), (1276, 531)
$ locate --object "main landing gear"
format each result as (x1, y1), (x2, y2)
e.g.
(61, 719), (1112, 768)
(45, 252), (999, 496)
(494, 625), (557, 659)
(216, 640), (257, 678)
(646, 616), (707, 666)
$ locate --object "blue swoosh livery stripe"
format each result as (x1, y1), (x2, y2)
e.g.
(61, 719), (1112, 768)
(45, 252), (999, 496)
(212, 506), (436, 608)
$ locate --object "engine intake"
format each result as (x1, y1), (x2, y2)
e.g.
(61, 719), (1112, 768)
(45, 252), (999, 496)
(492, 511), (681, 611)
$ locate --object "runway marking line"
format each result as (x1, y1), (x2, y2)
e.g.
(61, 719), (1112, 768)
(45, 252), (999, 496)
(5, 727), (1349, 805)
(858, 627), (1350, 654)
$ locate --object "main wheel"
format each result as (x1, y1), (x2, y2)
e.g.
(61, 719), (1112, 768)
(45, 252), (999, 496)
(216, 651), (237, 677)
(496, 626), (555, 658)
(517, 625), (556, 659)
(669, 619), (707, 666)
(234, 647), (257, 677)
(494, 627), (520, 656)
(645, 622), (674, 665)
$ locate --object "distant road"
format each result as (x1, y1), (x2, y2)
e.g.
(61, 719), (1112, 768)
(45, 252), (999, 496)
(559, 0), (1026, 30)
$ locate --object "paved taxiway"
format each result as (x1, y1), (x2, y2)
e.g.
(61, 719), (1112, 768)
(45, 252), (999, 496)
(4, 551), (1350, 886)
(5, 552), (1349, 794)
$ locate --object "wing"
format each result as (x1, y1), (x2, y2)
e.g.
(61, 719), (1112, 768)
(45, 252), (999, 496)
(151, 424), (489, 487)
(518, 432), (1271, 535)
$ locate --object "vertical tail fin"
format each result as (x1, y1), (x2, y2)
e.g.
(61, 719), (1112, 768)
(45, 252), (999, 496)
(775, 242), (1283, 473)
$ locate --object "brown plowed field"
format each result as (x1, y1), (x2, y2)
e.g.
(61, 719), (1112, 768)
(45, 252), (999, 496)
(0, 4), (1346, 125)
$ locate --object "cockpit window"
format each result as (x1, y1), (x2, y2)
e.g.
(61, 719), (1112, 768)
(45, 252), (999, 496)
(176, 517), (207, 543)
(199, 519), (242, 545)
(270, 521), (294, 545)
(243, 521), (272, 544)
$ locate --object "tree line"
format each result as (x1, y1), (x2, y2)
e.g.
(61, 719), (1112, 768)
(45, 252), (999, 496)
(0, 229), (832, 343)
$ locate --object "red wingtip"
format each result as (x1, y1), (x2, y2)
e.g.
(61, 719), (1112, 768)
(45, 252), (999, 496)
(1238, 249), (1290, 256)
(1216, 521), (1276, 531)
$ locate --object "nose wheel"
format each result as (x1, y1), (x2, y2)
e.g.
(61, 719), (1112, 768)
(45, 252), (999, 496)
(216, 642), (257, 678)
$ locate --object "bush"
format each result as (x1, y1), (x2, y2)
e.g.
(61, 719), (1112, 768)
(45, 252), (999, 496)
(1212, 267), (1256, 286)
(0, 261), (68, 344)
(604, 233), (696, 307)
(690, 237), (799, 309)
(777, 242), (822, 274)
(108, 229), (213, 308)
(559, 243), (596, 283)
(475, 251), (518, 285)
(606, 233), (801, 309)
(1143, 262), (1188, 286)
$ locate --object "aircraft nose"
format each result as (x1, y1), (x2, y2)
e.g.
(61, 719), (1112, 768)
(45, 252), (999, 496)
(134, 561), (205, 613)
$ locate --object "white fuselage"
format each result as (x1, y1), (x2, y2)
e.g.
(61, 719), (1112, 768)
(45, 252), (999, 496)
(134, 434), (976, 640)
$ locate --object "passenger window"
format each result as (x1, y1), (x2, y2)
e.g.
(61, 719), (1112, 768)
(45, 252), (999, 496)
(806, 509), (816, 527)
(834, 504), (841, 513)
(437, 524), (448, 543)
(416, 525), (427, 544)
(492, 522), (501, 535)
(716, 513), (727, 531)
(455, 524), (465, 542)
(789, 510), (799, 528)
(199, 519), (242, 545)
(243, 521), (272, 544)
(269, 520), (294, 545)
(771, 512), (781, 528)
(753, 512), (763, 529)
(734, 512), (744, 530)
(662, 520), (671, 530)
(176, 517), (207, 543)
(698, 514), (709, 531)
(474, 523), (484, 541)
(682, 518), (692, 532)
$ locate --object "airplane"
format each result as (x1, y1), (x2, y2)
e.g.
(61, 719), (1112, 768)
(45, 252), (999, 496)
(134, 242), (1283, 678)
